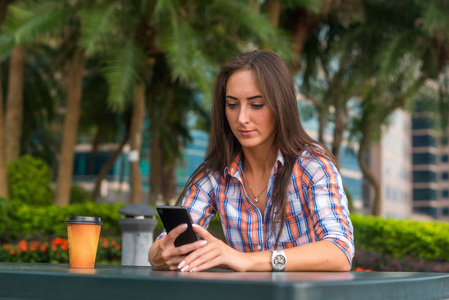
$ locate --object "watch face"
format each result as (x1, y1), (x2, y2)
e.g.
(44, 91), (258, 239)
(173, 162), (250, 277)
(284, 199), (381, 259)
(274, 254), (286, 268)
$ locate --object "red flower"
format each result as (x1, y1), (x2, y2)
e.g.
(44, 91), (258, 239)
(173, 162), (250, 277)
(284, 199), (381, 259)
(61, 244), (68, 250)
(9, 250), (15, 255)
(2, 243), (11, 250)
(102, 241), (109, 249)
(40, 245), (47, 252)
(355, 267), (372, 272)
(30, 241), (40, 251)
(54, 237), (64, 245)
(19, 240), (28, 252)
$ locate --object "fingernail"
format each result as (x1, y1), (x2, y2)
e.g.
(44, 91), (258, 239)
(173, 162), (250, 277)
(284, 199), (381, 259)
(180, 265), (189, 272)
(178, 260), (185, 269)
(192, 224), (199, 227)
(199, 240), (207, 246)
(181, 223), (188, 229)
(189, 267), (198, 272)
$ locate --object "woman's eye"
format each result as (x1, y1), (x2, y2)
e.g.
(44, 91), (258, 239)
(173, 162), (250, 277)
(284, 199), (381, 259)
(251, 104), (264, 109)
(226, 103), (237, 109)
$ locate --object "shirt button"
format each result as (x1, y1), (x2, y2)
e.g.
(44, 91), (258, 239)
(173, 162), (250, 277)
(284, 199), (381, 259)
(257, 245), (262, 251)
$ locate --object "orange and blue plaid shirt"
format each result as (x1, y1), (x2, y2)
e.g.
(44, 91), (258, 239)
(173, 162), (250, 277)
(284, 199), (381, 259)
(159, 149), (354, 264)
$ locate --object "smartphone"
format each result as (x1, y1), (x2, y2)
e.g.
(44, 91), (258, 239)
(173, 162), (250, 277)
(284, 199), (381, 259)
(156, 205), (200, 247)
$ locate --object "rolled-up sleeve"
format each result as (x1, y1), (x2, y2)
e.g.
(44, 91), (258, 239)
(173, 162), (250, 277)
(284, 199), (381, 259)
(301, 154), (355, 264)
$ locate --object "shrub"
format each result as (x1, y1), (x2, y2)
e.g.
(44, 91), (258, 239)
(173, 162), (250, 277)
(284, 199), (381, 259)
(70, 184), (94, 204)
(352, 214), (449, 262)
(0, 197), (11, 239)
(2, 201), (124, 242)
(7, 155), (54, 206)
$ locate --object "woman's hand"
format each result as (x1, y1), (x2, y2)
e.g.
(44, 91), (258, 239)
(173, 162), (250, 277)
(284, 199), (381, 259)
(148, 223), (208, 270)
(176, 225), (250, 272)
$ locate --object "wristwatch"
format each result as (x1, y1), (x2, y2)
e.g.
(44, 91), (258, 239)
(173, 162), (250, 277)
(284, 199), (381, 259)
(271, 250), (287, 272)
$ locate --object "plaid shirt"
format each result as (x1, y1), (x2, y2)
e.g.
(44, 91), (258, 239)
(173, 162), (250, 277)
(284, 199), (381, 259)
(158, 149), (354, 264)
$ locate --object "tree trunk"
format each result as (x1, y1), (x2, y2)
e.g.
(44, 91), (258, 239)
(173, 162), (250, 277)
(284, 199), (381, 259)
(55, 50), (86, 206)
(162, 163), (177, 204)
(317, 106), (327, 144)
(129, 82), (146, 204)
(357, 126), (381, 216)
(0, 65), (8, 199)
(5, 44), (26, 162)
(149, 133), (162, 205)
(265, 0), (281, 27)
(88, 120), (107, 173)
(332, 98), (347, 162)
(92, 130), (129, 200)
(293, 8), (317, 66)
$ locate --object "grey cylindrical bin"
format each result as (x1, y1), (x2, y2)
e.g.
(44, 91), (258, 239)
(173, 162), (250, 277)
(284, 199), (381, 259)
(118, 204), (157, 266)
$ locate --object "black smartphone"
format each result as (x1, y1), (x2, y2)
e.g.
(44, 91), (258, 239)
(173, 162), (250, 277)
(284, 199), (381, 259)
(156, 205), (200, 247)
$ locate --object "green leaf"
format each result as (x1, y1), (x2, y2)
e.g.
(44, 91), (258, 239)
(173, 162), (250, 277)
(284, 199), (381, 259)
(4, 2), (69, 45)
(0, 35), (16, 59)
(103, 40), (146, 111)
(79, 3), (118, 55)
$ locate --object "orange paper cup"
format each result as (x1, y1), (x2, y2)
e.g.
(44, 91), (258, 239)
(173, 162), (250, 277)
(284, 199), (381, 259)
(67, 216), (103, 269)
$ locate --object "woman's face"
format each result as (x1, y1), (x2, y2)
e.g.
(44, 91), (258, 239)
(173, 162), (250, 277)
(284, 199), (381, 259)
(225, 70), (276, 151)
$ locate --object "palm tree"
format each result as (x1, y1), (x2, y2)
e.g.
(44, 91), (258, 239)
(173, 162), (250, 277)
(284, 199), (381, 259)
(79, 0), (295, 204)
(0, 0), (92, 206)
(0, 0), (13, 199)
(346, 0), (449, 215)
(4, 44), (25, 162)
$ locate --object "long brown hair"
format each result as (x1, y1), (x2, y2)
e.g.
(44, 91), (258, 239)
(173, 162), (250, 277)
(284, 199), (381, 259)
(178, 50), (337, 244)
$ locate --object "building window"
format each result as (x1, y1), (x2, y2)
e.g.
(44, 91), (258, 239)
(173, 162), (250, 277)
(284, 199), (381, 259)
(412, 117), (434, 130)
(414, 188), (437, 201)
(442, 190), (449, 198)
(413, 171), (437, 183)
(442, 136), (448, 146)
(443, 208), (449, 216)
(413, 206), (438, 218)
(442, 155), (449, 163)
(442, 173), (449, 181)
(413, 153), (436, 165)
(413, 135), (436, 147)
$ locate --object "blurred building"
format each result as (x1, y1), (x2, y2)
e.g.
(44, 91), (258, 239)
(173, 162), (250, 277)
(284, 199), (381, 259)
(71, 99), (449, 222)
(412, 102), (449, 220)
(297, 101), (364, 211)
(366, 110), (413, 218)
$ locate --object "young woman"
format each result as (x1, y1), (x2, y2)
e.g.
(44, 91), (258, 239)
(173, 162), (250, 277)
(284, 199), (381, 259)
(149, 50), (354, 272)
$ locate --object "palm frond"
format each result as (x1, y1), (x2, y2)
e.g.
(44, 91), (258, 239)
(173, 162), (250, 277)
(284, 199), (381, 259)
(376, 30), (416, 78)
(208, 0), (292, 57)
(3, 1), (69, 45)
(155, 0), (215, 95)
(0, 35), (16, 59)
(421, 1), (448, 36)
(79, 3), (118, 55)
(281, 0), (321, 13)
(103, 40), (147, 111)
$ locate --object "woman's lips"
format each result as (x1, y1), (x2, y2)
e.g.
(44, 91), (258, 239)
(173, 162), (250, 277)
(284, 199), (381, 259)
(239, 130), (254, 137)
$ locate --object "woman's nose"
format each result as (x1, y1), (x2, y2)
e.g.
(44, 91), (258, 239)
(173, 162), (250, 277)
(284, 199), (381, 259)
(238, 106), (249, 124)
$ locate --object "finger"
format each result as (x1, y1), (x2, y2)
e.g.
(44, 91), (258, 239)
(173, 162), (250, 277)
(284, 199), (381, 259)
(176, 239), (208, 256)
(192, 224), (215, 241)
(181, 250), (221, 272)
(163, 223), (188, 243)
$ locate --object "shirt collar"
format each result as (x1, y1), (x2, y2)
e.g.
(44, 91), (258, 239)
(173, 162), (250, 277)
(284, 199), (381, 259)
(224, 150), (285, 178)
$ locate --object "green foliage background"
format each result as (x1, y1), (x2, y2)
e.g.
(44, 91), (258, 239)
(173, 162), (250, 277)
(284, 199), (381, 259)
(7, 155), (54, 206)
(352, 214), (449, 261)
(1, 196), (449, 266)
